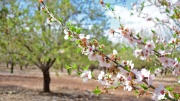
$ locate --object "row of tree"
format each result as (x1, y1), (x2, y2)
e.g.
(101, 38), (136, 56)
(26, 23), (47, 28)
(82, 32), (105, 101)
(0, 0), (168, 92)
(0, 0), (117, 92)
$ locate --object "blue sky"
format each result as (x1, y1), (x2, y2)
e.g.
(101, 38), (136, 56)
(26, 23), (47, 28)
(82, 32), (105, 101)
(103, 0), (138, 30)
(105, 0), (137, 9)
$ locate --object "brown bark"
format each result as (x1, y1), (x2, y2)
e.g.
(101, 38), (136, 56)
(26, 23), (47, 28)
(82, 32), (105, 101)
(10, 63), (14, 73)
(42, 69), (51, 92)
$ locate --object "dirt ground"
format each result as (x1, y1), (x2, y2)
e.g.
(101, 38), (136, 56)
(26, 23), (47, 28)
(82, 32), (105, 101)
(0, 64), (179, 101)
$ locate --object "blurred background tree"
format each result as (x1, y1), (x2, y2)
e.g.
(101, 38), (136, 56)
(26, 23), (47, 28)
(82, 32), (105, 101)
(0, 0), (117, 92)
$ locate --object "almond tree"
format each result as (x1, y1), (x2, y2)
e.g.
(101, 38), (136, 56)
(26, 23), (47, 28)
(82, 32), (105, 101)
(0, 1), (25, 73)
(0, 0), (110, 92)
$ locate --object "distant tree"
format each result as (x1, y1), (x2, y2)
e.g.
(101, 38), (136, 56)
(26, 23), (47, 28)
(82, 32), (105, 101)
(0, 0), (112, 92)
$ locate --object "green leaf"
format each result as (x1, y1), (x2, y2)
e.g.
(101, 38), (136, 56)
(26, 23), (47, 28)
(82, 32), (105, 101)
(58, 17), (63, 23)
(118, 16), (121, 20)
(76, 71), (82, 76)
(174, 9), (177, 14)
(67, 22), (71, 27)
(140, 84), (148, 90)
(70, 25), (76, 32)
(136, 33), (140, 38)
(76, 28), (82, 34)
(130, 12), (133, 16)
(134, 90), (139, 95)
(124, 65), (130, 72)
(165, 86), (174, 92)
(171, 15), (176, 19)
(105, 3), (111, 8)
(93, 86), (101, 95)
(178, 58), (180, 62)
(151, 30), (156, 34)
(76, 48), (82, 53)
(140, 2), (145, 11)
(160, 45), (165, 50)
(83, 65), (89, 70)
(111, 8), (115, 11)
(122, 44), (128, 50)
(67, 69), (71, 75)
(165, 8), (170, 13)
(173, 33), (177, 38)
(173, 92), (180, 100)
(155, 17), (159, 21)
(65, 65), (71, 69)
(144, 38), (147, 43)
(72, 64), (77, 69)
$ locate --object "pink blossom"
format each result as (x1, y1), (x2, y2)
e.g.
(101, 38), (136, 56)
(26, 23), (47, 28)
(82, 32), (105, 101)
(119, 67), (129, 76)
(122, 60), (134, 70)
(158, 50), (171, 55)
(97, 71), (108, 85)
(172, 63), (180, 76)
(88, 52), (99, 61)
(159, 56), (168, 63)
(145, 40), (155, 51)
(168, 38), (177, 44)
(81, 45), (99, 61)
(98, 56), (111, 68)
(124, 81), (132, 91)
(172, 67), (180, 76)
(113, 49), (118, 55)
(152, 85), (165, 101)
(128, 37), (137, 45)
(98, 71), (105, 81)
(159, 57), (171, 68)
(154, 68), (162, 75)
(98, 72), (113, 87)
(64, 29), (70, 40)
(134, 47), (154, 60)
(134, 49), (142, 57)
(81, 45), (94, 55)
(134, 69), (155, 85)
(116, 73), (126, 79)
(79, 34), (90, 40)
(159, 57), (177, 68)
(80, 70), (92, 83)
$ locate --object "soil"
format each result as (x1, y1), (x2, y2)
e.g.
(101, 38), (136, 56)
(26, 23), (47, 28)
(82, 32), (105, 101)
(0, 64), (179, 101)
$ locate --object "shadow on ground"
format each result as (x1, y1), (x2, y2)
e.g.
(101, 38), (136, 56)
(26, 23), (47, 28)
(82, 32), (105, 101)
(0, 85), (152, 101)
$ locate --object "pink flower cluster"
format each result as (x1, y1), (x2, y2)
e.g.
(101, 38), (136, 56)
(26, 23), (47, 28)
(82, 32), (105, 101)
(134, 40), (155, 60)
(64, 27), (179, 100)
(133, 69), (155, 85)
(159, 56), (180, 76)
(41, 1), (180, 100)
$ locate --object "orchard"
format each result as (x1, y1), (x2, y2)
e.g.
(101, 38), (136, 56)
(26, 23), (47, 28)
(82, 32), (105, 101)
(0, 0), (180, 101)
(40, 0), (180, 100)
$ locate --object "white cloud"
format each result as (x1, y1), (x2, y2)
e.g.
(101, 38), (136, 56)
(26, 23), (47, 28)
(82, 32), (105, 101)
(106, 5), (159, 32)
(105, 0), (179, 44)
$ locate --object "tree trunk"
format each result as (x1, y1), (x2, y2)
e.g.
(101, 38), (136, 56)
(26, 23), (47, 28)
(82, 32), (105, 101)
(42, 70), (51, 92)
(20, 65), (23, 70)
(7, 62), (9, 68)
(10, 62), (14, 73)
(60, 64), (63, 72)
(25, 63), (28, 68)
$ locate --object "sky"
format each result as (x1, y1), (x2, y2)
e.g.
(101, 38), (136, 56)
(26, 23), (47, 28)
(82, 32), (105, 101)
(104, 0), (137, 28)
(105, 0), (137, 9)
(103, 0), (179, 43)
(105, 0), (137, 23)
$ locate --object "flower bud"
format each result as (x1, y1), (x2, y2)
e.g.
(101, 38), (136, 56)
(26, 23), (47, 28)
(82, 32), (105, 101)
(39, 0), (43, 3)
